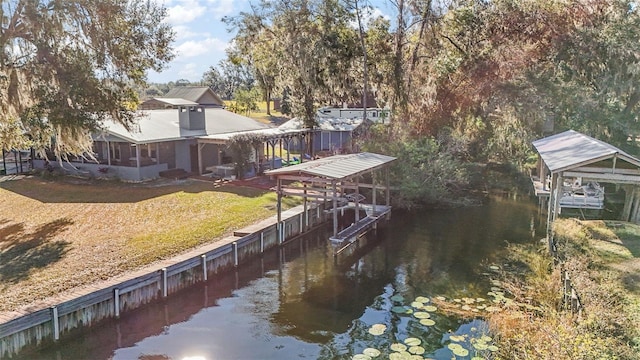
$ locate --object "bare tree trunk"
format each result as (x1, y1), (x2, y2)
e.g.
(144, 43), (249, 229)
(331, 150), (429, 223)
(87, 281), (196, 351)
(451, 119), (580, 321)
(354, 0), (368, 124)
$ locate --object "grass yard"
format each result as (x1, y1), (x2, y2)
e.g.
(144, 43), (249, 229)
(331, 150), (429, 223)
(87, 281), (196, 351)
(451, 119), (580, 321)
(482, 219), (640, 359)
(224, 100), (290, 125)
(0, 176), (298, 313)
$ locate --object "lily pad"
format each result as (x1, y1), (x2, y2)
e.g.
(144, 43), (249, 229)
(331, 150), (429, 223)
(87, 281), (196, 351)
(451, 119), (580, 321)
(413, 311), (430, 319)
(480, 335), (492, 342)
(449, 335), (465, 342)
(461, 305), (472, 311)
(419, 318), (436, 326)
(363, 348), (381, 357)
(390, 294), (405, 303)
(390, 343), (408, 352)
(404, 337), (421, 346)
(435, 296), (446, 301)
(472, 342), (488, 350)
(410, 301), (424, 309)
(391, 306), (408, 314)
(487, 345), (499, 352)
(447, 343), (463, 352)
(453, 347), (469, 357)
(368, 323), (387, 336)
(422, 305), (437, 312)
(408, 345), (425, 355)
(415, 296), (429, 303)
(489, 265), (500, 270)
(471, 357), (486, 360)
(352, 354), (371, 360)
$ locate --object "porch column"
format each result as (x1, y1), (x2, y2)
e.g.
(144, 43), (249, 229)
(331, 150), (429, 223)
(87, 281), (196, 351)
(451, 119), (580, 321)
(197, 143), (205, 175)
(135, 144), (141, 169)
(155, 143), (160, 164)
(106, 141), (111, 166)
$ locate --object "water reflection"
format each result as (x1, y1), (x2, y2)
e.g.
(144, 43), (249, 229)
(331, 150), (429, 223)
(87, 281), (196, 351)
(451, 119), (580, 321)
(13, 194), (540, 360)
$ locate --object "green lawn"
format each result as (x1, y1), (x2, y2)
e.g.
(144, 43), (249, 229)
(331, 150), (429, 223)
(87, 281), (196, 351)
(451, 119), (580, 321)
(0, 176), (299, 312)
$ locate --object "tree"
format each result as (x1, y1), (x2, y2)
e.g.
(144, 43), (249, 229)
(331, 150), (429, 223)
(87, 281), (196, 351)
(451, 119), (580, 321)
(0, 0), (174, 157)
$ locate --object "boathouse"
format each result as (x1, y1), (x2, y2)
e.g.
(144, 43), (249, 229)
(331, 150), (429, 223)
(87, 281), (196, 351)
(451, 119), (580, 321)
(266, 152), (396, 255)
(532, 130), (640, 239)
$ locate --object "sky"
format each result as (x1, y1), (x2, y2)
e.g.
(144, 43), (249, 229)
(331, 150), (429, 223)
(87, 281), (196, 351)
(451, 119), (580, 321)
(148, 0), (392, 84)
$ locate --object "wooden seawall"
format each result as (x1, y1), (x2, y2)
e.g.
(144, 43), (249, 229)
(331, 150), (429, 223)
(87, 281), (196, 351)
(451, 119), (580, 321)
(0, 203), (328, 358)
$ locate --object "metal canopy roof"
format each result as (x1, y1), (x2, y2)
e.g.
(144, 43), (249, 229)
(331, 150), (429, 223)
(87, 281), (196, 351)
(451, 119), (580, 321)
(532, 130), (640, 172)
(265, 152), (396, 180)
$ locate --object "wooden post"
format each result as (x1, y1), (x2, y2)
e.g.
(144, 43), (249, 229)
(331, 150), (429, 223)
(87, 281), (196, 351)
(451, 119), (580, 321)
(257, 232), (263, 253)
(277, 178), (282, 243)
(622, 186), (634, 221)
(332, 180), (338, 237)
(114, 288), (120, 318)
(355, 177), (360, 222)
(372, 172), (377, 216)
(303, 183), (308, 230)
(51, 306), (60, 341)
(546, 173), (557, 253)
(552, 173), (563, 222)
(161, 268), (168, 297)
(201, 255), (208, 281)
(233, 242), (238, 266)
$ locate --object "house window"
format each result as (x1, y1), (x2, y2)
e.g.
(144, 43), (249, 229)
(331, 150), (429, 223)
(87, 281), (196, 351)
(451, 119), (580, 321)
(110, 143), (121, 161)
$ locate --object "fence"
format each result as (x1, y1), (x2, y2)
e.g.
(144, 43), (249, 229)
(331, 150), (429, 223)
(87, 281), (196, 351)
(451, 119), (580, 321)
(0, 202), (328, 358)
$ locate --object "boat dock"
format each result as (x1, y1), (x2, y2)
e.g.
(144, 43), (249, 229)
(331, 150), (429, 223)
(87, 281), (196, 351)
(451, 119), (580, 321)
(331, 204), (391, 255)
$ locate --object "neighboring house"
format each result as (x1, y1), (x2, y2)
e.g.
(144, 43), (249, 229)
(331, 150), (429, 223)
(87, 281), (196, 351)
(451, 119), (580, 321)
(317, 106), (390, 124)
(140, 87), (224, 110)
(138, 98), (199, 110)
(278, 106), (391, 155)
(34, 105), (271, 181)
(162, 87), (224, 108)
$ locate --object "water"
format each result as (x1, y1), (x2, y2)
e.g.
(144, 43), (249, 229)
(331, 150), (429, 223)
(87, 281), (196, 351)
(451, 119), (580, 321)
(15, 194), (541, 360)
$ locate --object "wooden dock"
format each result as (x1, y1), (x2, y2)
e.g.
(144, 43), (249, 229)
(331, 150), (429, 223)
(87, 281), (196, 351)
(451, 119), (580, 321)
(331, 205), (390, 255)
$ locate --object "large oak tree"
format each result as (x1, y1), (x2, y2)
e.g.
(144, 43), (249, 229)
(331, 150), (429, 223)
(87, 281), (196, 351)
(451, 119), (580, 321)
(0, 0), (174, 156)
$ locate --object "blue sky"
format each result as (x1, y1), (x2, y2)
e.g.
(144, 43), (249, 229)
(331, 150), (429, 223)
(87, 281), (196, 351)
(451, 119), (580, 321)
(148, 0), (392, 84)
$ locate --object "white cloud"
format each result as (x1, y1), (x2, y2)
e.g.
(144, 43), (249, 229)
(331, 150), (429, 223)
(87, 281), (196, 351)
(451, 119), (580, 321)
(207, 0), (239, 19)
(165, 0), (207, 25)
(177, 63), (201, 79)
(175, 37), (228, 58)
(173, 25), (209, 41)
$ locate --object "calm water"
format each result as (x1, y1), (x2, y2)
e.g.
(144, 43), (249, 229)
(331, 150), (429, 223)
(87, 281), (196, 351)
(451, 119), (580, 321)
(16, 193), (541, 360)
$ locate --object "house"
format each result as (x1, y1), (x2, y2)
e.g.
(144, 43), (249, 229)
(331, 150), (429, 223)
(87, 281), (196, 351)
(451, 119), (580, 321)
(34, 106), (272, 181)
(317, 106), (390, 124)
(139, 87), (224, 110)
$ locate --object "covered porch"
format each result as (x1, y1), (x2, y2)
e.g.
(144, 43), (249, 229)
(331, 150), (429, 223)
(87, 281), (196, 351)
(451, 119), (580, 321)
(195, 128), (314, 179)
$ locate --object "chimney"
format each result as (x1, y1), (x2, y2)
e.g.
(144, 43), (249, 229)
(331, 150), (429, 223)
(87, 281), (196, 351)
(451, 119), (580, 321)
(178, 105), (206, 130)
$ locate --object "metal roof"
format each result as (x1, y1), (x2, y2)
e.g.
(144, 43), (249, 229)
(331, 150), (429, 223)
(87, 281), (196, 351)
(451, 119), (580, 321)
(99, 108), (269, 144)
(198, 127), (307, 143)
(265, 152), (397, 180)
(532, 130), (640, 172)
(163, 87), (223, 105)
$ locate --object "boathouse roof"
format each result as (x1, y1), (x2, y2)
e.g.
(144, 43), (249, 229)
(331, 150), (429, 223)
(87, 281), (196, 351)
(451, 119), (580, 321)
(532, 130), (640, 173)
(265, 152), (396, 180)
